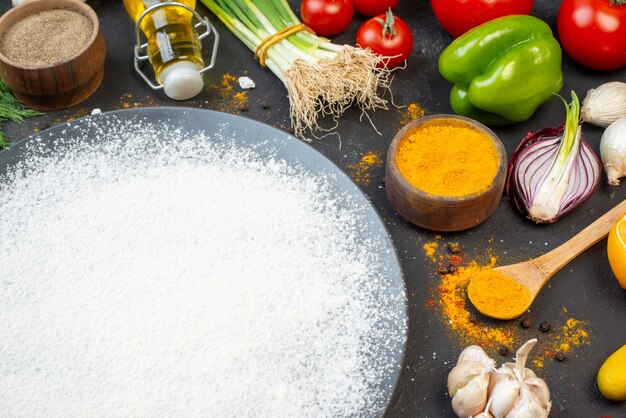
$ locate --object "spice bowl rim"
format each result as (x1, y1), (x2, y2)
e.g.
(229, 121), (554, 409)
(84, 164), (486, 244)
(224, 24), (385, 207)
(0, 0), (101, 70)
(386, 113), (507, 203)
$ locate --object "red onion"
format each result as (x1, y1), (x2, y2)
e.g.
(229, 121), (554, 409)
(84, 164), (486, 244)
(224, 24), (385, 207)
(506, 92), (601, 223)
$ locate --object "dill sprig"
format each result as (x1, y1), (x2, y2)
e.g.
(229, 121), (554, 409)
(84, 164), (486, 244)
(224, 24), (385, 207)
(0, 80), (43, 149)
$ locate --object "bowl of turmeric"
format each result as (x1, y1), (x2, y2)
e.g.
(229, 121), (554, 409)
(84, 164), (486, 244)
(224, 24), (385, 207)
(385, 115), (507, 232)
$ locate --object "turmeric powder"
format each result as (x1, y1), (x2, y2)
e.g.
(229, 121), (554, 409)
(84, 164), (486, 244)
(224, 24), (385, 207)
(395, 120), (498, 197)
(438, 260), (516, 350)
(346, 151), (382, 185)
(467, 270), (532, 319)
(428, 242), (593, 367)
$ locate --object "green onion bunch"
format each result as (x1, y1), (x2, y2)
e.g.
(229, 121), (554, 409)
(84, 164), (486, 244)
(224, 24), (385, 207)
(200, 0), (392, 138)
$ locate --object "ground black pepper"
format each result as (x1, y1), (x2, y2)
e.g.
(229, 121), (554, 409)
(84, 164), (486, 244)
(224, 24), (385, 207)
(0, 9), (93, 66)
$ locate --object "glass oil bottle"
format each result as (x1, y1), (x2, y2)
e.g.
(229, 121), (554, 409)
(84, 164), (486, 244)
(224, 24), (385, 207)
(124, 0), (207, 100)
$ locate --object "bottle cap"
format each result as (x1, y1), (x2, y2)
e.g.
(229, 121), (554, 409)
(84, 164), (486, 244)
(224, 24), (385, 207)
(160, 61), (204, 100)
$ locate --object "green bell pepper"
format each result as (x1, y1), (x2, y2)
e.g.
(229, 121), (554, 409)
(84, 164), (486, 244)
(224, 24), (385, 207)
(438, 15), (563, 125)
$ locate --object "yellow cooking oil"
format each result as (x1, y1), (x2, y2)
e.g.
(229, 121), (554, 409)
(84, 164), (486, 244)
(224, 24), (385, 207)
(124, 0), (204, 93)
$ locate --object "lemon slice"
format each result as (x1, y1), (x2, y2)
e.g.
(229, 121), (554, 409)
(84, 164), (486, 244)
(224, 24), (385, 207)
(608, 213), (626, 289)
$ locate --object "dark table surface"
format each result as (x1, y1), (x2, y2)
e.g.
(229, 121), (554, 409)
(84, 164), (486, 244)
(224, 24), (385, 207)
(1, 0), (625, 416)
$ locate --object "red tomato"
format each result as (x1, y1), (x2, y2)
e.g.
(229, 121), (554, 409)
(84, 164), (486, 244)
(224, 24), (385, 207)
(354, 0), (400, 16)
(557, 0), (626, 70)
(430, 0), (534, 37)
(356, 10), (413, 69)
(300, 0), (354, 37)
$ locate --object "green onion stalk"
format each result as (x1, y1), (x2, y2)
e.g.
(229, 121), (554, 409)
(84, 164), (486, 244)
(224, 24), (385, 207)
(200, 0), (392, 138)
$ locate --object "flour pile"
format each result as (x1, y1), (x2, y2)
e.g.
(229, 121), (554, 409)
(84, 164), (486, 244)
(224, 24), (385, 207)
(0, 117), (406, 417)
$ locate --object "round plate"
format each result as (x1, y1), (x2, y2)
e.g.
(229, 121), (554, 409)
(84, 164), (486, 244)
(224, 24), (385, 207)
(0, 107), (407, 416)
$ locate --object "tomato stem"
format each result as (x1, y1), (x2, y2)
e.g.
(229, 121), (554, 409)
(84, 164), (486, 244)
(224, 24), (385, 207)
(610, 0), (625, 5)
(375, 8), (397, 39)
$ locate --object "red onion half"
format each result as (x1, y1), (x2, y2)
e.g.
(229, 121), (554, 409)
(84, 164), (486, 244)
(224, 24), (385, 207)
(506, 93), (601, 223)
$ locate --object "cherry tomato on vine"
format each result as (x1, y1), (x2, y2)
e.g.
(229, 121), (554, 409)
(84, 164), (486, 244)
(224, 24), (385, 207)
(354, 0), (399, 16)
(356, 10), (413, 69)
(557, 0), (626, 70)
(300, 0), (354, 37)
(430, 0), (534, 37)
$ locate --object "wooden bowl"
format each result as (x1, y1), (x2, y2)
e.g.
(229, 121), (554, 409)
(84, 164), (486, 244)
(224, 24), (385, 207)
(385, 115), (507, 232)
(0, 0), (106, 110)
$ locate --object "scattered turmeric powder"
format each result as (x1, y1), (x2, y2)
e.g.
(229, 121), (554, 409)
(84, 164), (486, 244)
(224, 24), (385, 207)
(400, 103), (425, 125)
(396, 120), (499, 197)
(553, 318), (590, 356)
(428, 241), (593, 368)
(467, 270), (532, 319)
(423, 241), (439, 262)
(438, 259), (516, 350)
(207, 73), (249, 112)
(346, 151), (382, 186)
(219, 74), (237, 98)
(117, 93), (158, 109)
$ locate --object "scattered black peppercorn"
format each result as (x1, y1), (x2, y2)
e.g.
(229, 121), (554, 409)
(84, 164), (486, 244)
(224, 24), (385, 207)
(436, 265), (450, 275)
(436, 264), (457, 274)
(39, 124), (49, 131)
(447, 242), (462, 254)
(381, 177), (386, 186)
(499, 346), (510, 356)
(554, 352), (566, 362)
(468, 314), (477, 323)
(261, 100), (270, 109)
(539, 321), (551, 332)
(520, 317), (532, 329)
(237, 103), (249, 112)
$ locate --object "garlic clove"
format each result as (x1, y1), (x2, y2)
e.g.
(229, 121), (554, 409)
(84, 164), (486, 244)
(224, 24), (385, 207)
(582, 82), (626, 128)
(504, 386), (550, 418)
(452, 372), (490, 418)
(472, 398), (495, 418)
(457, 345), (496, 366)
(600, 117), (626, 186)
(488, 375), (521, 417)
(448, 361), (491, 397)
(523, 377), (551, 410)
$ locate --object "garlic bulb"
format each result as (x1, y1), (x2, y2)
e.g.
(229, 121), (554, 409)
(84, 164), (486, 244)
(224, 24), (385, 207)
(581, 82), (626, 128)
(600, 117), (626, 185)
(487, 339), (551, 418)
(448, 345), (496, 417)
(448, 341), (551, 418)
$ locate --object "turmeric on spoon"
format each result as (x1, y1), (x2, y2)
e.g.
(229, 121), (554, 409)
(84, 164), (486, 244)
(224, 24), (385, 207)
(467, 199), (626, 320)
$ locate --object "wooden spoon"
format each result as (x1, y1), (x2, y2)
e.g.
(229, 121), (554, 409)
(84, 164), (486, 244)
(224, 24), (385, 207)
(468, 199), (626, 320)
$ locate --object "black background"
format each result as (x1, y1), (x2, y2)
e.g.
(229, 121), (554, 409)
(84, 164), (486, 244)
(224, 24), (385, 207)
(1, 0), (625, 416)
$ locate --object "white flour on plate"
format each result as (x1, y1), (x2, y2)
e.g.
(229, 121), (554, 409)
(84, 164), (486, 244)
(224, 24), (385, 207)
(0, 119), (405, 417)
